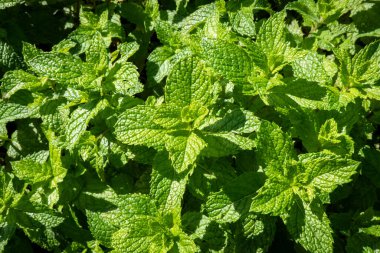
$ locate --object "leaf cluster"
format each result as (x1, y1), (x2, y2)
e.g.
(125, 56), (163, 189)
(1, 0), (380, 252)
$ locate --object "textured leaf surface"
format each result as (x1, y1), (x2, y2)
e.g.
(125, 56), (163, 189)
(285, 200), (334, 253)
(165, 132), (206, 173)
(165, 56), (217, 107)
(111, 219), (164, 253)
(257, 11), (301, 72)
(300, 152), (360, 193)
(201, 109), (260, 134)
(0, 220), (16, 252)
(177, 3), (216, 33)
(201, 132), (255, 157)
(0, 40), (23, 71)
(256, 121), (297, 175)
(206, 172), (264, 223)
(114, 105), (168, 148)
(65, 100), (108, 149)
(351, 41), (380, 85)
(0, 101), (33, 124)
(150, 152), (187, 212)
(104, 62), (143, 96)
(1, 70), (43, 99)
(11, 159), (52, 183)
(23, 43), (84, 84)
(201, 38), (252, 82)
(250, 181), (294, 216)
(292, 52), (331, 83)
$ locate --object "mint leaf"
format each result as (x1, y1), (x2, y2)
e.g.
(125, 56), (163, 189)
(292, 52), (333, 83)
(351, 41), (380, 85)
(1, 70), (44, 99)
(23, 43), (85, 84)
(177, 3), (217, 33)
(285, 200), (334, 253)
(205, 172), (264, 223)
(318, 118), (355, 155)
(165, 132), (206, 173)
(300, 152), (359, 194)
(165, 55), (217, 107)
(103, 62), (143, 96)
(336, 41), (380, 91)
(0, 1), (378, 252)
(0, 220), (16, 252)
(11, 159), (52, 183)
(0, 40), (23, 72)
(256, 11), (302, 73)
(286, 0), (320, 27)
(114, 105), (169, 148)
(65, 100), (108, 149)
(150, 152), (187, 213)
(200, 38), (252, 82)
(0, 101), (34, 125)
(111, 219), (166, 253)
(250, 181), (295, 216)
(256, 121), (297, 176)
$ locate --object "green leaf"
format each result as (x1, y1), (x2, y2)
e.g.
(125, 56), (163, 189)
(284, 200), (333, 253)
(292, 52), (332, 83)
(182, 212), (227, 251)
(177, 3), (216, 33)
(205, 172), (264, 223)
(201, 108), (260, 134)
(0, 40), (23, 72)
(250, 181), (294, 216)
(200, 38), (252, 82)
(150, 152), (187, 213)
(86, 211), (118, 247)
(165, 131), (206, 173)
(23, 43), (85, 85)
(0, 101), (34, 125)
(346, 232), (380, 253)
(256, 121), (297, 175)
(256, 11), (301, 73)
(11, 159), (52, 183)
(201, 132), (255, 157)
(286, 0), (319, 27)
(173, 232), (198, 253)
(114, 105), (168, 148)
(336, 41), (380, 88)
(104, 62), (143, 96)
(118, 41), (140, 61)
(228, 4), (256, 37)
(39, 98), (70, 132)
(45, 130), (67, 186)
(318, 118), (355, 155)
(1, 70), (44, 99)
(111, 218), (166, 253)
(83, 32), (108, 72)
(267, 78), (330, 110)
(65, 100), (108, 149)
(0, 220), (16, 252)
(351, 40), (380, 85)
(165, 55), (217, 107)
(300, 152), (359, 194)
(147, 46), (175, 85)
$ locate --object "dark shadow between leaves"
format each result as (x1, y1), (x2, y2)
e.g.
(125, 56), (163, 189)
(222, 172), (266, 218)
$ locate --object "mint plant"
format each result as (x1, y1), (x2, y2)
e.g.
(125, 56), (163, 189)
(1, 0), (380, 252)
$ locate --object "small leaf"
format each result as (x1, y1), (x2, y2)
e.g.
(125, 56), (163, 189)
(165, 131), (206, 173)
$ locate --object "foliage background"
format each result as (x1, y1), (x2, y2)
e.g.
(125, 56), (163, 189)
(0, 0), (380, 252)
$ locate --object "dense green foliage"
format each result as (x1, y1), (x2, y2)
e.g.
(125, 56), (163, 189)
(1, 0), (380, 252)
